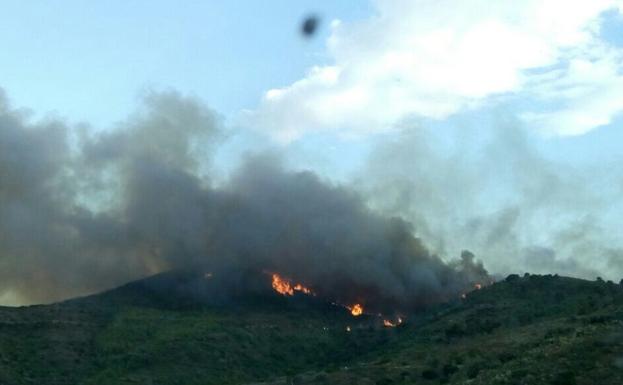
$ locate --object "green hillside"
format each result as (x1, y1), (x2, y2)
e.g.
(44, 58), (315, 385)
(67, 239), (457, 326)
(0, 273), (622, 385)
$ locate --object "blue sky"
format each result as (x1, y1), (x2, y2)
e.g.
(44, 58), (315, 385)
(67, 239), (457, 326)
(0, 1), (369, 125)
(1, 0), (623, 280)
(2, 0), (622, 170)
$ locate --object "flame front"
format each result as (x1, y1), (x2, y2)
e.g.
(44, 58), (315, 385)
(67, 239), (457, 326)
(383, 317), (403, 327)
(293, 284), (312, 294)
(270, 273), (314, 296)
(269, 273), (400, 321)
(349, 303), (363, 316)
(272, 273), (294, 295)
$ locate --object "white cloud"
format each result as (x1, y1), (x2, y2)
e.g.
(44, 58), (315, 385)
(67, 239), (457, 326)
(523, 46), (623, 135)
(248, 0), (623, 141)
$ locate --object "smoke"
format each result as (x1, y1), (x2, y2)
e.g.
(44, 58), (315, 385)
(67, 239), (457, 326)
(0, 90), (221, 304)
(0, 89), (488, 309)
(358, 116), (623, 281)
(2, 83), (621, 310)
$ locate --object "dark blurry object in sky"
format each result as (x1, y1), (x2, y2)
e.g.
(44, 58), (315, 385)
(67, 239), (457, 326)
(301, 15), (320, 37)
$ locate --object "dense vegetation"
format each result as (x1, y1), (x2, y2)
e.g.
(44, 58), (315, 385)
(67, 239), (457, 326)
(0, 273), (622, 384)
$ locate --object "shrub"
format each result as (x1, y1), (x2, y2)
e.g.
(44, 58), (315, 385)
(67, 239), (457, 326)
(506, 274), (520, 282)
(442, 363), (458, 376)
(550, 370), (576, 385)
(497, 351), (516, 363)
(421, 369), (438, 380)
(466, 361), (486, 379)
(314, 372), (329, 382)
(444, 323), (466, 338)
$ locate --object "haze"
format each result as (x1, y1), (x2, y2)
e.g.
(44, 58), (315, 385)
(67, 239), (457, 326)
(1, 0), (623, 306)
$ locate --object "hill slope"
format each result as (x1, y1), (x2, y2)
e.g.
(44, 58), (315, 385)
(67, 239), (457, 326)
(0, 273), (622, 385)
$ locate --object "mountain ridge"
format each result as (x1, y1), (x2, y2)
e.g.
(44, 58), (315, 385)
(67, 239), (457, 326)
(0, 272), (622, 384)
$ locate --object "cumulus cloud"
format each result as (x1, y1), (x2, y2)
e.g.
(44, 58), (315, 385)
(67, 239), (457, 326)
(248, 0), (623, 141)
(523, 45), (623, 135)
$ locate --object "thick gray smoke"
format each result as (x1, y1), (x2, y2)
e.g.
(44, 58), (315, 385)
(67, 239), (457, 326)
(0, 90), (221, 304)
(0, 89), (488, 308)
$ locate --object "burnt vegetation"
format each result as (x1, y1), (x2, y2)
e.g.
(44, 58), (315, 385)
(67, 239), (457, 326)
(0, 273), (622, 384)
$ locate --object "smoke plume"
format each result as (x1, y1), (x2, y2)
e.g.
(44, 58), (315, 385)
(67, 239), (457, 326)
(358, 116), (623, 281)
(0, 89), (488, 309)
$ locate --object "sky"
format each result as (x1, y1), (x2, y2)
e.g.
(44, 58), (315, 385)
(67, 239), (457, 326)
(2, 0), (622, 170)
(0, 1), (370, 125)
(2, 1), (623, 154)
(1, 0), (623, 304)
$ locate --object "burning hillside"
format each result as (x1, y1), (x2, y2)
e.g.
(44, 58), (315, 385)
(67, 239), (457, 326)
(269, 273), (314, 296)
(266, 270), (486, 325)
(4, 271), (623, 385)
(0, 91), (490, 309)
(268, 272), (399, 324)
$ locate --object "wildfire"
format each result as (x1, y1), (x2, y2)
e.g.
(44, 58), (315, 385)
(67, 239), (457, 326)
(268, 273), (402, 324)
(383, 317), (403, 328)
(272, 273), (294, 295)
(204, 272), (213, 279)
(270, 273), (314, 296)
(349, 303), (364, 316)
(293, 284), (312, 295)
(461, 282), (487, 299)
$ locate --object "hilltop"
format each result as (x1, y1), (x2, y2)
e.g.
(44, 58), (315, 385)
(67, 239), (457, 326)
(0, 272), (622, 385)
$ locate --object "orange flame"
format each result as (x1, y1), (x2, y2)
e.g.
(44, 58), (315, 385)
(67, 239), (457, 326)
(270, 273), (314, 296)
(272, 273), (294, 295)
(383, 317), (403, 327)
(349, 303), (363, 316)
(460, 282), (484, 299)
(293, 284), (312, 294)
